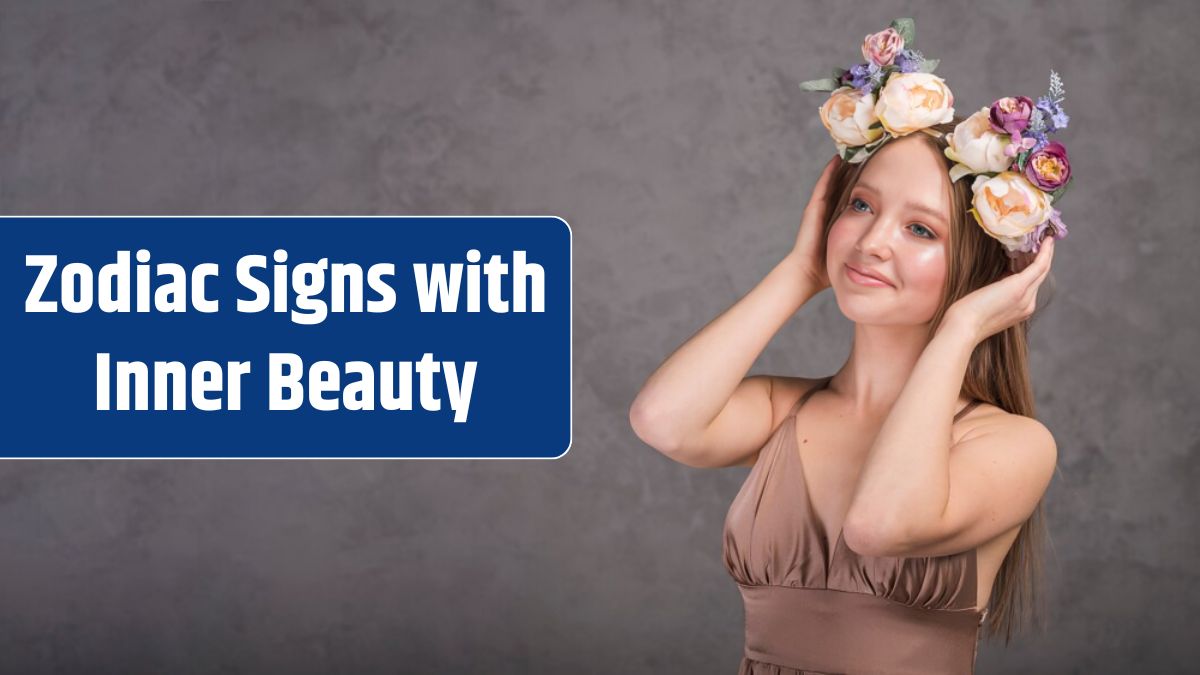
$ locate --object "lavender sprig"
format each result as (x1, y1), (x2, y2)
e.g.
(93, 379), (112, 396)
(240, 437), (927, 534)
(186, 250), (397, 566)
(1047, 69), (1065, 105)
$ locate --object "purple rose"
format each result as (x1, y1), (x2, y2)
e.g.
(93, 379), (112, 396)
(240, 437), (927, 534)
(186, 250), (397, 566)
(989, 96), (1035, 138)
(1023, 141), (1071, 191)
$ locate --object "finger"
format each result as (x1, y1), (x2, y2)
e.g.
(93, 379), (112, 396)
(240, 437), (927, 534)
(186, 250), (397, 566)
(1025, 251), (1053, 300)
(1025, 259), (1050, 297)
(1019, 237), (1055, 280)
(1036, 250), (1053, 285)
(1034, 238), (1055, 277)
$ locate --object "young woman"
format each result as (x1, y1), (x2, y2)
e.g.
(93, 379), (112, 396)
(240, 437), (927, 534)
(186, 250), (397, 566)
(629, 124), (1060, 673)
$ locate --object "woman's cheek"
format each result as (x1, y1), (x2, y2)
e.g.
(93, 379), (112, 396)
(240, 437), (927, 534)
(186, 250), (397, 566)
(900, 245), (949, 321)
(906, 246), (946, 292)
(825, 217), (852, 276)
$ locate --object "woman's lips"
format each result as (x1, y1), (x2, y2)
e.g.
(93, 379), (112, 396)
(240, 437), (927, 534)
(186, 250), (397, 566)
(845, 263), (894, 288)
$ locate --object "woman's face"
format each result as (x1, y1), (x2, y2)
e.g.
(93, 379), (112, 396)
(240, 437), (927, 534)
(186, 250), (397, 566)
(825, 134), (954, 326)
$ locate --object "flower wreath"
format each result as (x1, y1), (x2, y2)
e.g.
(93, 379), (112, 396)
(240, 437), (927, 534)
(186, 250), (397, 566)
(799, 18), (1072, 257)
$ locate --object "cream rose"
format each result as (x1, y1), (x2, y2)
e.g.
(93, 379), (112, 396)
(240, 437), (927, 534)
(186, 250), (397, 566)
(819, 86), (885, 148)
(874, 72), (955, 136)
(945, 107), (1012, 181)
(969, 172), (1052, 250)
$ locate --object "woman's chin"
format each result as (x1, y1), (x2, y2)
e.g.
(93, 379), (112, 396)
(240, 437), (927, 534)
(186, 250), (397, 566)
(832, 289), (931, 325)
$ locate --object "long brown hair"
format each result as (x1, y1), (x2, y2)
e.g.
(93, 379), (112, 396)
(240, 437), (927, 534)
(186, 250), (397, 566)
(818, 117), (1058, 645)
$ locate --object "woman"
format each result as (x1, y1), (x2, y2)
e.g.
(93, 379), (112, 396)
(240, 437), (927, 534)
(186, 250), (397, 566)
(630, 18), (1074, 671)
(629, 122), (1061, 673)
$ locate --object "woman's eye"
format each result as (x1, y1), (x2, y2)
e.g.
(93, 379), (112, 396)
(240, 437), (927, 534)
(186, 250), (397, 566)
(850, 197), (937, 240)
(909, 223), (935, 239)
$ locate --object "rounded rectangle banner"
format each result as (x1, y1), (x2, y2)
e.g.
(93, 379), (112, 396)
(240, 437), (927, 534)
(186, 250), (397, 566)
(3, 216), (572, 459)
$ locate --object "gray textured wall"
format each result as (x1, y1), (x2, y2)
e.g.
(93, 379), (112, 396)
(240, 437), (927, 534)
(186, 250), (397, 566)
(1, 1), (1196, 673)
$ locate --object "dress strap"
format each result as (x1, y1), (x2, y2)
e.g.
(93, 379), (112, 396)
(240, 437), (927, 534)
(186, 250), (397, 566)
(787, 376), (833, 418)
(953, 399), (983, 422)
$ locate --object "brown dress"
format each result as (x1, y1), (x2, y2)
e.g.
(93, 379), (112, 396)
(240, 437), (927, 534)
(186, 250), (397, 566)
(723, 376), (987, 675)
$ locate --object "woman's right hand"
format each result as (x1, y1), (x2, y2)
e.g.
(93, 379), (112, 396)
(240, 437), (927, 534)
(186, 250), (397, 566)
(790, 154), (841, 292)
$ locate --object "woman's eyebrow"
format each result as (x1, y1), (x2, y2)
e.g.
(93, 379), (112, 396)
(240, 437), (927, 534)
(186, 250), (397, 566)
(855, 181), (948, 226)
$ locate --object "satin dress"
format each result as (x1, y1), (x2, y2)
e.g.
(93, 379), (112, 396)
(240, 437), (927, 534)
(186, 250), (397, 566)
(723, 376), (988, 675)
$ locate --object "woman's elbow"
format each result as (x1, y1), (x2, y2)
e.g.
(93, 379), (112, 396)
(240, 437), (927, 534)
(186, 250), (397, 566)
(630, 402), (722, 467)
(629, 400), (683, 456)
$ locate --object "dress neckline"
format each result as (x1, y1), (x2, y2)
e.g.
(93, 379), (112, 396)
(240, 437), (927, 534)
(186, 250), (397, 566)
(784, 376), (984, 579)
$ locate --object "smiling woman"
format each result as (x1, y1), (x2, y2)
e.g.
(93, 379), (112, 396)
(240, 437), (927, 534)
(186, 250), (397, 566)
(630, 18), (1066, 674)
(823, 133), (965, 328)
(633, 124), (1059, 675)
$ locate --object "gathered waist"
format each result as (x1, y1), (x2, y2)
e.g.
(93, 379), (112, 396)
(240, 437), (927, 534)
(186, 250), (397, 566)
(737, 584), (984, 675)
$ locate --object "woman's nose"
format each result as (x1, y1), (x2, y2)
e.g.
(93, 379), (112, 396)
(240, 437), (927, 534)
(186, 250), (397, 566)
(855, 219), (894, 260)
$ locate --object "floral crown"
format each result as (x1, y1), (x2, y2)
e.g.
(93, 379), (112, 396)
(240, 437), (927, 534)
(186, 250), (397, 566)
(799, 17), (1072, 257)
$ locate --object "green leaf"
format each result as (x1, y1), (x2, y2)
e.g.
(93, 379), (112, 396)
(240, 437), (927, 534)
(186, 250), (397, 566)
(1016, 152), (1028, 172)
(1049, 178), (1072, 203)
(832, 67), (847, 81)
(799, 78), (840, 92)
(918, 58), (939, 74)
(890, 18), (915, 45)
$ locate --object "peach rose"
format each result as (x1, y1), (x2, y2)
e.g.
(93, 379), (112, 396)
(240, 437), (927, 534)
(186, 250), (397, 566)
(862, 27), (904, 67)
(944, 107), (1012, 182)
(874, 72), (955, 136)
(819, 86), (885, 148)
(969, 172), (1053, 251)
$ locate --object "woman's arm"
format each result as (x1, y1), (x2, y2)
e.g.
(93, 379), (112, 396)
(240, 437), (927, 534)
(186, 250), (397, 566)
(841, 320), (980, 550)
(629, 252), (821, 467)
(842, 241), (1058, 558)
(630, 155), (842, 468)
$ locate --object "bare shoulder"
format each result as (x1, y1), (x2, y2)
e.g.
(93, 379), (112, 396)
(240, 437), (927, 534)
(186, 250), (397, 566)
(952, 402), (1058, 480)
(765, 375), (831, 435)
(732, 375), (829, 468)
(873, 402), (1059, 562)
(955, 401), (1056, 447)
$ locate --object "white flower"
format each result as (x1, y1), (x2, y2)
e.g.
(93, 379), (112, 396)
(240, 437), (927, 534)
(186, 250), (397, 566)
(969, 172), (1053, 250)
(874, 72), (955, 136)
(819, 87), (886, 148)
(944, 107), (1012, 182)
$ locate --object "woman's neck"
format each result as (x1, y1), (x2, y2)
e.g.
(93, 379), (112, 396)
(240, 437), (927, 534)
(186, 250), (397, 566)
(829, 321), (966, 418)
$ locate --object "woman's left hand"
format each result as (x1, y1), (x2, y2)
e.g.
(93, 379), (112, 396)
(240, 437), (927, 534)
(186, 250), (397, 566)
(944, 237), (1056, 344)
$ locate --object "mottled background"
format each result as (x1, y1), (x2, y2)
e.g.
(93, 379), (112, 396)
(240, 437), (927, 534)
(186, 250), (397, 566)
(1, 0), (1196, 673)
